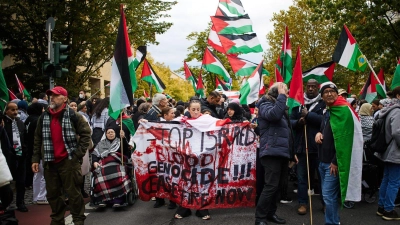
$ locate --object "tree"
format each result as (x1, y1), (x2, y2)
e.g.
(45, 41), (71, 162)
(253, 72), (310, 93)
(0, 0), (177, 97)
(135, 54), (194, 101)
(307, 0), (400, 88)
(266, 0), (371, 93)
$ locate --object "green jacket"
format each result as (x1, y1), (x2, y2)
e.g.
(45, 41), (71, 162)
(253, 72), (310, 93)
(32, 107), (91, 164)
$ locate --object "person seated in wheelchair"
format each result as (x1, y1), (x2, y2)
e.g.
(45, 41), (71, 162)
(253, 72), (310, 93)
(91, 128), (134, 208)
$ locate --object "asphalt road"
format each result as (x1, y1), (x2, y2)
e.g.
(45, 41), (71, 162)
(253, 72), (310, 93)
(84, 191), (386, 225)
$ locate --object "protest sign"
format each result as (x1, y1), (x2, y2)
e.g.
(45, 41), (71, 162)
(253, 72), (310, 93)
(132, 118), (257, 209)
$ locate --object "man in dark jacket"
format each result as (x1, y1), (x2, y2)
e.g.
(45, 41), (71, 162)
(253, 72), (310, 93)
(290, 79), (325, 215)
(255, 82), (293, 225)
(144, 93), (167, 121)
(200, 91), (222, 119)
(32, 86), (91, 225)
(315, 82), (340, 225)
(3, 102), (28, 212)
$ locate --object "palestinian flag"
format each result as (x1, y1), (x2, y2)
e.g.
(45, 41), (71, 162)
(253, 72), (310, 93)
(109, 5), (135, 119)
(133, 46), (147, 70)
(8, 89), (17, 100)
(329, 96), (363, 204)
(196, 70), (205, 98)
(184, 61), (198, 92)
(122, 114), (135, 136)
(278, 26), (292, 84)
(359, 71), (386, 103)
(141, 59), (166, 93)
(15, 74), (31, 101)
(287, 46), (304, 115)
(216, 76), (229, 91)
(0, 43), (8, 109)
(208, 25), (226, 54)
(239, 60), (263, 104)
(376, 68), (387, 98)
(202, 47), (231, 82)
(216, 0), (245, 17)
(332, 25), (367, 72)
(391, 59), (400, 90)
(302, 61), (336, 83)
(143, 90), (149, 98)
(211, 15), (253, 35)
(227, 55), (269, 77)
(218, 33), (262, 54)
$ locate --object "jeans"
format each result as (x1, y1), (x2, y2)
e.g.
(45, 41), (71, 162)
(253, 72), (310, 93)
(255, 156), (288, 223)
(297, 153), (322, 205)
(378, 162), (400, 212)
(319, 162), (340, 225)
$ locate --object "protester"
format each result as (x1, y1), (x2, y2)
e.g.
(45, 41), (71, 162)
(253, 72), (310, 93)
(224, 102), (247, 122)
(200, 91), (223, 119)
(376, 86), (400, 220)
(371, 99), (381, 120)
(24, 103), (44, 195)
(17, 100), (29, 123)
(69, 101), (78, 112)
(359, 103), (374, 141)
(175, 99), (210, 220)
(0, 123), (13, 210)
(144, 93), (168, 121)
(175, 105), (184, 118)
(32, 86), (91, 225)
(76, 90), (93, 115)
(290, 79), (325, 215)
(77, 103), (90, 122)
(255, 82), (293, 225)
(251, 106), (264, 204)
(132, 102), (151, 130)
(91, 97), (110, 146)
(3, 102), (28, 212)
(37, 93), (49, 109)
(91, 128), (131, 208)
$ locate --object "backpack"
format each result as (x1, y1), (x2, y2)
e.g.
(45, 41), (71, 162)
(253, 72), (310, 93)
(365, 117), (392, 154)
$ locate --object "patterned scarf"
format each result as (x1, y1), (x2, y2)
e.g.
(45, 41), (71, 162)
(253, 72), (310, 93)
(93, 137), (120, 158)
(304, 94), (322, 112)
(42, 106), (78, 162)
(6, 116), (22, 156)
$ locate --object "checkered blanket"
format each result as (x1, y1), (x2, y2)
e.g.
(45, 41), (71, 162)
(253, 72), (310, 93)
(92, 153), (132, 202)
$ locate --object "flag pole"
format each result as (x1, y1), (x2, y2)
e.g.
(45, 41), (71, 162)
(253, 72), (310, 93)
(304, 124), (313, 225)
(87, 84), (109, 100)
(120, 111), (124, 166)
(359, 50), (386, 95)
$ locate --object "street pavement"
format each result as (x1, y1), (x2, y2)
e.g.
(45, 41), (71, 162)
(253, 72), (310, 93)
(83, 191), (386, 225)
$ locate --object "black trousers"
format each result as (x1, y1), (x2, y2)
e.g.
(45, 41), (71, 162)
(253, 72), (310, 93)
(0, 184), (13, 209)
(255, 156), (288, 223)
(15, 157), (26, 205)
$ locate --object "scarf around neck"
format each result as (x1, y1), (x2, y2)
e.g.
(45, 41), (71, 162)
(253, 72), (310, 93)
(6, 115), (22, 156)
(304, 94), (322, 112)
(93, 137), (120, 158)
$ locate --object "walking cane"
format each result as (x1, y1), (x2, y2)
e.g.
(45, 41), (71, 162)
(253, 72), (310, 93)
(304, 124), (313, 225)
(120, 112), (124, 166)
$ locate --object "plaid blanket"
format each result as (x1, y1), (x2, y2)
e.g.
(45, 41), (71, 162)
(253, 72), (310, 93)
(92, 153), (132, 202)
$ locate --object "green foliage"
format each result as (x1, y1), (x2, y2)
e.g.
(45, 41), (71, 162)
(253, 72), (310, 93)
(306, 0), (400, 92)
(0, 0), (176, 97)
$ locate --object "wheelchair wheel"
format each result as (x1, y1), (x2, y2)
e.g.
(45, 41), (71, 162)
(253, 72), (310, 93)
(364, 191), (377, 203)
(127, 171), (139, 205)
(343, 201), (355, 209)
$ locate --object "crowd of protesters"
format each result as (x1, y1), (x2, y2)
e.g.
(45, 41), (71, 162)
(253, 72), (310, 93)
(1, 81), (400, 225)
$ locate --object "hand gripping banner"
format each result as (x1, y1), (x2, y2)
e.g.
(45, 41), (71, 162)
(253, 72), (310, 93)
(132, 117), (257, 209)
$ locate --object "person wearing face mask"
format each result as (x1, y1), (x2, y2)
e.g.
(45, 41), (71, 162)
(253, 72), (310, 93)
(76, 90), (93, 116)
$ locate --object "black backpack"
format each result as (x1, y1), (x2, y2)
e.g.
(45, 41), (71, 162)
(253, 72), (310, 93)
(365, 117), (392, 154)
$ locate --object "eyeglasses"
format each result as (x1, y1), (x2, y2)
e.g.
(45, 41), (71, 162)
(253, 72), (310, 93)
(323, 90), (337, 95)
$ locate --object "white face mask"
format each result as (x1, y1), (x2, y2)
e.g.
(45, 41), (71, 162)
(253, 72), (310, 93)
(79, 94), (84, 99)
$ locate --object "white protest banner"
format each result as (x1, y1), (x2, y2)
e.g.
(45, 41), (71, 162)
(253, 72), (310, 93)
(132, 116), (257, 209)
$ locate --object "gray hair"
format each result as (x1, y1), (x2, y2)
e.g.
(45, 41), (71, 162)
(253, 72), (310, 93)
(138, 103), (151, 114)
(152, 93), (166, 106)
(268, 82), (287, 98)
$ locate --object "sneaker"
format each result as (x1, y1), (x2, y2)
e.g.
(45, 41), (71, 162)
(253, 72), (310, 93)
(377, 206), (384, 216)
(98, 203), (106, 207)
(112, 203), (121, 208)
(36, 200), (49, 205)
(280, 197), (292, 204)
(293, 189), (298, 193)
(297, 204), (307, 215)
(382, 210), (400, 220)
(395, 197), (400, 207)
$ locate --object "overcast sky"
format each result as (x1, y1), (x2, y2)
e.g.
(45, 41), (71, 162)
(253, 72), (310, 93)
(147, 0), (293, 76)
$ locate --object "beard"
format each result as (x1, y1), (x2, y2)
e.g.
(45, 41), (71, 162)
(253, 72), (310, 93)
(49, 102), (63, 110)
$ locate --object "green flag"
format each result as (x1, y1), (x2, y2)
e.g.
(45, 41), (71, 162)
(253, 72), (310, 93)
(0, 43), (9, 110)
(391, 59), (400, 90)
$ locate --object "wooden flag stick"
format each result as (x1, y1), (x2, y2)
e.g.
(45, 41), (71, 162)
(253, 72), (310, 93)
(120, 111), (124, 166)
(304, 125), (313, 225)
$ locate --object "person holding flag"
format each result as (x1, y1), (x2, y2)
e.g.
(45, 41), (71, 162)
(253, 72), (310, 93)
(255, 82), (294, 225)
(290, 79), (326, 215)
(315, 82), (363, 225)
